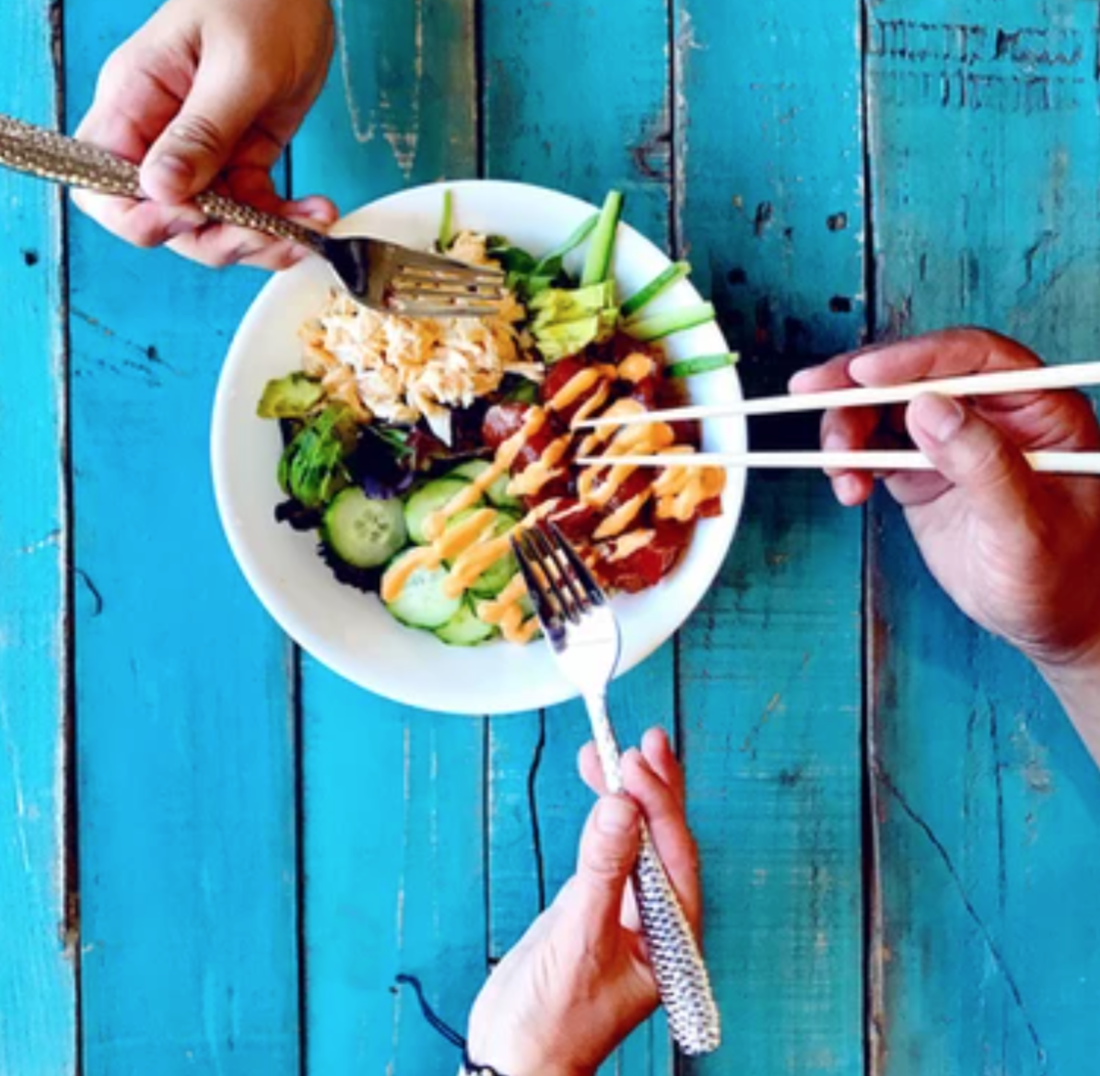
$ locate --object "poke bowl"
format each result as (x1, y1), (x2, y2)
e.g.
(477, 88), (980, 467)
(211, 180), (747, 715)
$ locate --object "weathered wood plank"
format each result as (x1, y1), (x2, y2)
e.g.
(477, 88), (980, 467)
(674, 2), (866, 1072)
(482, 2), (674, 1071)
(63, 2), (300, 1071)
(293, 3), (487, 1071)
(299, 0), (478, 212)
(299, 673), (487, 1073)
(866, 4), (1100, 1073)
(0, 3), (75, 1073)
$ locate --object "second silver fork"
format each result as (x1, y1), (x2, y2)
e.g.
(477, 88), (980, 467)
(512, 523), (722, 1057)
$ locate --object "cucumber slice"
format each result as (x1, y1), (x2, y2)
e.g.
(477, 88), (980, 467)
(448, 460), (490, 482)
(435, 600), (498, 647)
(447, 461), (522, 511)
(445, 508), (520, 598)
(404, 478), (478, 545)
(384, 553), (463, 630)
(321, 489), (406, 569)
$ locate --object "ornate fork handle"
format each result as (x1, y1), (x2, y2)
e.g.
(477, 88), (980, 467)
(0, 113), (324, 253)
(586, 692), (722, 1056)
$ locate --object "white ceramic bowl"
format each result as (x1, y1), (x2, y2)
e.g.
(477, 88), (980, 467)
(212, 180), (747, 715)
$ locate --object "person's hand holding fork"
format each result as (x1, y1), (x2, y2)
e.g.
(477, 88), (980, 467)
(793, 328), (1100, 755)
(73, 0), (337, 268)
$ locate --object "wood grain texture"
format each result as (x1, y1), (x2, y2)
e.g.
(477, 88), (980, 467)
(482, 3), (674, 1071)
(294, 4), (487, 1073)
(866, 3), (1100, 1073)
(0, 3), (75, 1073)
(63, 2), (300, 1071)
(674, 2), (866, 1073)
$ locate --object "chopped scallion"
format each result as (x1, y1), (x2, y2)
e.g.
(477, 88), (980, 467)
(624, 302), (716, 342)
(580, 191), (624, 286)
(621, 261), (692, 319)
(666, 353), (739, 378)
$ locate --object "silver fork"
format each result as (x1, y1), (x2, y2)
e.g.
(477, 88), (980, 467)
(0, 113), (505, 319)
(512, 523), (722, 1057)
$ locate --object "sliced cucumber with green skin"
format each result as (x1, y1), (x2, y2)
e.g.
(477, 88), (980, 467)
(404, 477), (478, 545)
(447, 461), (522, 511)
(445, 508), (520, 598)
(448, 461), (489, 482)
(321, 489), (407, 569)
(384, 553), (463, 630)
(435, 600), (498, 647)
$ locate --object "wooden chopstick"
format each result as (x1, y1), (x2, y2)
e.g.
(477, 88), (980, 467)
(577, 451), (1100, 476)
(576, 361), (1100, 429)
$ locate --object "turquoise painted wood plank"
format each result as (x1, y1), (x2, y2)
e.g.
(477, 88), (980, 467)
(297, 0), (478, 213)
(482, 0), (672, 228)
(63, 2), (299, 1071)
(299, 676), (486, 1073)
(674, 2), (866, 1073)
(486, 709), (544, 961)
(294, 4), (487, 1072)
(482, 4), (674, 1072)
(866, 4), (1100, 1073)
(0, 4), (75, 1073)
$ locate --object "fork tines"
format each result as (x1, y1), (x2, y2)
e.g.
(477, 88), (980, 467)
(512, 524), (606, 636)
(385, 244), (507, 318)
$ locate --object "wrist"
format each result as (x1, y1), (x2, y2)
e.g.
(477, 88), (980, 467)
(1034, 630), (1100, 685)
(1033, 634), (1100, 750)
(465, 1026), (589, 1076)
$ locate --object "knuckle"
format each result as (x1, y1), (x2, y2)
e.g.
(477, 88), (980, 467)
(961, 325), (1042, 368)
(168, 113), (226, 158)
(199, 246), (238, 269)
(95, 45), (135, 95)
(969, 435), (1020, 489)
(583, 843), (629, 880)
(124, 215), (169, 249)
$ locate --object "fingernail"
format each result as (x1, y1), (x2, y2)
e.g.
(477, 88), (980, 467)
(912, 393), (965, 443)
(835, 474), (863, 505)
(823, 431), (846, 452)
(597, 796), (637, 835)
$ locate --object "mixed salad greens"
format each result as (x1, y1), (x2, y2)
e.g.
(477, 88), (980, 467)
(257, 190), (737, 646)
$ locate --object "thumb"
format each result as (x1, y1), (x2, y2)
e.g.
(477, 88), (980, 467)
(140, 50), (275, 203)
(571, 796), (641, 936)
(907, 392), (1037, 530)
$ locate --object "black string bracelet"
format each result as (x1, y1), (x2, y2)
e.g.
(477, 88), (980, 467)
(395, 974), (509, 1076)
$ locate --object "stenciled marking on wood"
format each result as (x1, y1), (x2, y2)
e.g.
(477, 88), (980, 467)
(867, 16), (1092, 113)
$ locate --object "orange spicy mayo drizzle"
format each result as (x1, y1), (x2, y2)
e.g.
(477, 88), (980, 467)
(650, 447), (728, 521)
(382, 353), (724, 643)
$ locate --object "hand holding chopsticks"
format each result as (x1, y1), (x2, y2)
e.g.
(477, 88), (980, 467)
(577, 356), (1100, 477)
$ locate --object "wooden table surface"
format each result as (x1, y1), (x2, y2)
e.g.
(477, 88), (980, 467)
(4, 1), (1100, 1073)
